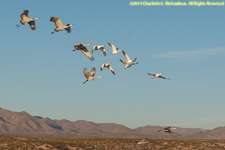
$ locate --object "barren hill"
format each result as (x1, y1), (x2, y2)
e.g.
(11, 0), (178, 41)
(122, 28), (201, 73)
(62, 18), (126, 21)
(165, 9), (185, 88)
(183, 126), (225, 139)
(0, 107), (213, 138)
(134, 125), (209, 139)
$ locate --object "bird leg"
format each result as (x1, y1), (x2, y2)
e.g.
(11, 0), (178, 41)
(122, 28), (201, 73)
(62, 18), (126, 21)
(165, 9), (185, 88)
(51, 31), (55, 34)
(132, 62), (139, 66)
(83, 80), (88, 84)
(16, 24), (22, 28)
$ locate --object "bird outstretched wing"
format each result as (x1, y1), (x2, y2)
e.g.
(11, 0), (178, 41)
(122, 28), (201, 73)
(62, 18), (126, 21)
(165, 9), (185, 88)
(83, 68), (90, 79)
(90, 67), (96, 76)
(122, 51), (132, 62)
(80, 48), (94, 61)
(101, 48), (106, 56)
(65, 24), (71, 33)
(158, 75), (166, 79)
(50, 17), (63, 28)
(108, 43), (116, 53)
(100, 64), (105, 71)
(74, 44), (94, 61)
(147, 73), (155, 76)
(28, 21), (36, 30)
(21, 10), (29, 20)
(108, 66), (115, 75)
(92, 46), (97, 53)
(120, 59), (126, 65)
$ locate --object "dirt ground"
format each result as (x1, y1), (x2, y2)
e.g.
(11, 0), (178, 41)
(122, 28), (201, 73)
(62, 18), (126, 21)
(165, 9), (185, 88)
(0, 135), (225, 150)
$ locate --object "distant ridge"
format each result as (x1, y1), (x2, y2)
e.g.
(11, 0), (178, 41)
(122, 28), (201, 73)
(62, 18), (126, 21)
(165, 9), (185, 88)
(0, 107), (219, 139)
(183, 126), (225, 139)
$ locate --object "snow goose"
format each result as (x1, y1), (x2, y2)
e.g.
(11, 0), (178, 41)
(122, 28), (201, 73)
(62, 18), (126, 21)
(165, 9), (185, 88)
(107, 43), (122, 54)
(83, 67), (103, 84)
(147, 73), (170, 80)
(50, 17), (74, 34)
(73, 43), (94, 61)
(120, 51), (138, 69)
(16, 10), (40, 30)
(92, 45), (106, 56)
(100, 63), (115, 75)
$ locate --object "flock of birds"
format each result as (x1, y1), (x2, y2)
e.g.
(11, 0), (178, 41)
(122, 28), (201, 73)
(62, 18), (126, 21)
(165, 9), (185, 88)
(16, 10), (171, 84)
(16, 9), (177, 143)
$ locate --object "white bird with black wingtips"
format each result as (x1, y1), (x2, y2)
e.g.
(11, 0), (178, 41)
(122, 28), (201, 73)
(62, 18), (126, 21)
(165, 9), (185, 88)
(92, 45), (106, 56)
(83, 67), (103, 84)
(50, 17), (74, 34)
(120, 51), (138, 69)
(147, 73), (171, 80)
(100, 63), (115, 75)
(16, 10), (40, 30)
(108, 43), (122, 54)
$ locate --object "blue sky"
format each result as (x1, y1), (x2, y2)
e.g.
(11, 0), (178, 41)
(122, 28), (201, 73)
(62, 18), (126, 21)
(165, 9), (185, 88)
(0, 0), (225, 129)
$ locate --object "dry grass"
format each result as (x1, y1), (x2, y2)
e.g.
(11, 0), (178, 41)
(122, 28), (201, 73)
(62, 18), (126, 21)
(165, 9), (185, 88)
(0, 135), (225, 150)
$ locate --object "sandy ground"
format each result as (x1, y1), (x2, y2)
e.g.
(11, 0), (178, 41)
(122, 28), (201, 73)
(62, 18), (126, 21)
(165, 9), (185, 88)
(0, 135), (225, 150)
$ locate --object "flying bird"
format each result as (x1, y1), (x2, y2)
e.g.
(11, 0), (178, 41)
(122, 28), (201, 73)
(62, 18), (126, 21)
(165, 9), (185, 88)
(107, 43), (122, 54)
(147, 73), (170, 80)
(16, 10), (40, 30)
(158, 127), (176, 133)
(73, 43), (94, 61)
(50, 17), (74, 34)
(92, 45), (106, 56)
(83, 67), (103, 84)
(100, 63), (115, 75)
(120, 51), (138, 69)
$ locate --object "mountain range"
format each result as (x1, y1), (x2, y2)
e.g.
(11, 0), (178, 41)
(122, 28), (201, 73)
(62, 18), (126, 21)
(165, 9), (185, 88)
(0, 107), (224, 139)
